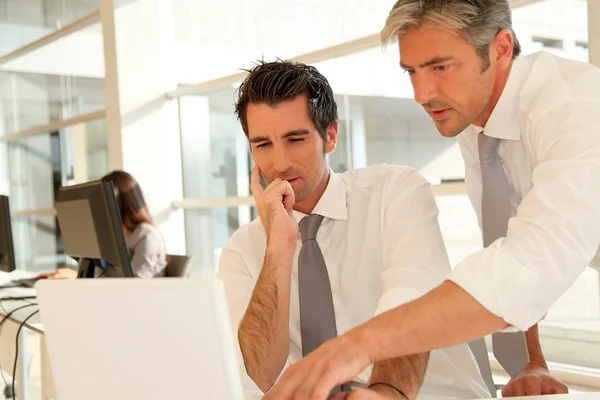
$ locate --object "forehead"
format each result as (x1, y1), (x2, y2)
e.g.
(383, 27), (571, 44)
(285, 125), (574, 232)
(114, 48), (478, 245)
(399, 25), (473, 64)
(246, 95), (314, 139)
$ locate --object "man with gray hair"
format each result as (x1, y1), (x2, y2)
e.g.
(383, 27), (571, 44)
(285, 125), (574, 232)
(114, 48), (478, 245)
(266, 1), (600, 399)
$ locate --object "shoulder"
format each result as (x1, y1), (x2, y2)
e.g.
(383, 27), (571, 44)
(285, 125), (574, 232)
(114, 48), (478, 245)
(223, 218), (265, 253)
(340, 164), (433, 210)
(340, 164), (429, 191)
(131, 223), (164, 248)
(521, 52), (600, 121)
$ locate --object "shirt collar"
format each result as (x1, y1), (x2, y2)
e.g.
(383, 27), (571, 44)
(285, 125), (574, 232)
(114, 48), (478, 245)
(292, 169), (348, 223)
(469, 56), (532, 141)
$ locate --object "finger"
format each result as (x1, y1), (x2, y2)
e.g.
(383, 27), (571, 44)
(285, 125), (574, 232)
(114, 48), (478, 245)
(505, 380), (526, 397)
(346, 388), (373, 399)
(523, 376), (543, 395)
(281, 180), (295, 212)
(543, 381), (569, 395)
(305, 361), (343, 400)
(328, 392), (350, 400)
(293, 361), (329, 400)
(250, 165), (264, 198)
(501, 382), (515, 397)
(265, 364), (306, 400)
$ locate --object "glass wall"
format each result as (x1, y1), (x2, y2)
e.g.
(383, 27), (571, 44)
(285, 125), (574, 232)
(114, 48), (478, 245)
(3, 117), (108, 271)
(0, 0), (108, 271)
(0, 0), (100, 57)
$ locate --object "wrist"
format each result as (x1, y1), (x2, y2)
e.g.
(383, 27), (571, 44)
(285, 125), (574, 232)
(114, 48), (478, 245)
(369, 383), (409, 400)
(265, 240), (296, 260)
(267, 231), (297, 251)
(527, 358), (549, 371)
(350, 322), (382, 365)
(370, 385), (405, 400)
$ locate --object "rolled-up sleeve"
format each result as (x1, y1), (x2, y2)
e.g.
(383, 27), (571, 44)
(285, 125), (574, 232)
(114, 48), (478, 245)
(217, 238), (263, 398)
(374, 168), (451, 316)
(448, 100), (600, 331)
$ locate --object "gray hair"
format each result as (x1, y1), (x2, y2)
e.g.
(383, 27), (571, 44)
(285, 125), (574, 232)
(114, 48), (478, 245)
(381, 0), (521, 65)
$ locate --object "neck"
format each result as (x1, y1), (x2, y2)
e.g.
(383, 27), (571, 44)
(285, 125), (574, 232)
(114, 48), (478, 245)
(293, 168), (331, 215)
(473, 60), (514, 127)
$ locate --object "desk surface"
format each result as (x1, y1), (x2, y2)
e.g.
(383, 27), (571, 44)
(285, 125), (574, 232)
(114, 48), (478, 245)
(0, 270), (42, 332)
(487, 394), (600, 399)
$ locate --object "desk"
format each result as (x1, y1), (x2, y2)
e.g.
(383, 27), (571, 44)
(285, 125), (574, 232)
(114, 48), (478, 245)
(490, 394), (600, 399)
(0, 271), (43, 400)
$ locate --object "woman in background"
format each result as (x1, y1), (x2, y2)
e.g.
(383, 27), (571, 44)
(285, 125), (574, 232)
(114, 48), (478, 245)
(49, 170), (167, 279)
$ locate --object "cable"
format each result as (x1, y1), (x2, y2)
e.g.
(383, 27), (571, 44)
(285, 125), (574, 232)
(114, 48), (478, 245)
(0, 297), (36, 303)
(0, 304), (38, 393)
(11, 309), (39, 399)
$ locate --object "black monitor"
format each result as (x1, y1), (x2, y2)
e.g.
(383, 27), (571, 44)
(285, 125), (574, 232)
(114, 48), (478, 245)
(0, 196), (16, 273)
(55, 180), (133, 278)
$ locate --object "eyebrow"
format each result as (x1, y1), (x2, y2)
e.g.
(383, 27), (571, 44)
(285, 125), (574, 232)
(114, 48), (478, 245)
(400, 56), (454, 69)
(249, 129), (310, 144)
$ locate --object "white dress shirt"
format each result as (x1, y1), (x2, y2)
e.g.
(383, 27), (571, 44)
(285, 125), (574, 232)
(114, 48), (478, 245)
(218, 164), (490, 400)
(449, 51), (600, 332)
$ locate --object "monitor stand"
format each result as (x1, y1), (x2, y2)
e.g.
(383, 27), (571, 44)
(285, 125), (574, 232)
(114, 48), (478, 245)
(76, 258), (103, 278)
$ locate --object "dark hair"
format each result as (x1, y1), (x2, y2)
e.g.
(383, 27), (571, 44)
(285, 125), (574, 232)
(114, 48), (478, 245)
(234, 60), (338, 141)
(101, 170), (153, 232)
(382, 0), (521, 68)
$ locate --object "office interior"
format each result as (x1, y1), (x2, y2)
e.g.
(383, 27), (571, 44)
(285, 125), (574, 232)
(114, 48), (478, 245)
(0, 0), (598, 398)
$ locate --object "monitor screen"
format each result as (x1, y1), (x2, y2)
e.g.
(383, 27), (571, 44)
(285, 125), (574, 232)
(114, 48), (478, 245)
(55, 180), (133, 278)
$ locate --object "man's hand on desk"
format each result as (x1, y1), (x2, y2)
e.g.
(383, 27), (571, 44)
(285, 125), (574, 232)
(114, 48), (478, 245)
(329, 388), (402, 400)
(502, 362), (568, 397)
(263, 330), (372, 400)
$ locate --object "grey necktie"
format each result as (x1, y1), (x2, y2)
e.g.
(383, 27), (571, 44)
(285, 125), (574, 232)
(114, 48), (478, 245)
(469, 133), (530, 393)
(298, 214), (350, 393)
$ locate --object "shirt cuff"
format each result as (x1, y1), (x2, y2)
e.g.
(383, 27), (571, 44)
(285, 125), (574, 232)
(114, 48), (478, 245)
(447, 243), (541, 331)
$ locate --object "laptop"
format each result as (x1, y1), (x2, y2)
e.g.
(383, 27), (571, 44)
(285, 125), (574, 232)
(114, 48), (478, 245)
(36, 278), (244, 400)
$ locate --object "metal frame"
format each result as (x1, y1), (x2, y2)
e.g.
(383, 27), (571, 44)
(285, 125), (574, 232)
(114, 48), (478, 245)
(172, 197), (255, 210)
(0, 110), (106, 143)
(99, 0), (123, 171)
(0, 11), (100, 67)
(166, 33), (381, 99)
(11, 209), (57, 218)
(171, 180), (468, 211)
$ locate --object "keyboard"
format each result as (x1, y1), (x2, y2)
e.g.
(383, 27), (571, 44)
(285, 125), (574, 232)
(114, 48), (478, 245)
(10, 278), (43, 288)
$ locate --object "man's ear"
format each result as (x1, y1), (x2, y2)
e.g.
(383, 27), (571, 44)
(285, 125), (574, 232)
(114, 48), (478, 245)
(325, 121), (339, 154)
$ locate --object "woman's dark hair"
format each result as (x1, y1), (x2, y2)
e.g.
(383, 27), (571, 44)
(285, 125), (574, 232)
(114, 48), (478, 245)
(101, 170), (153, 232)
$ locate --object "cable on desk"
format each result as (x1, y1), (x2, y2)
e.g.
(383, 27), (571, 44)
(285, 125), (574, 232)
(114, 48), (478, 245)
(0, 304), (38, 390)
(11, 309), (39, 399)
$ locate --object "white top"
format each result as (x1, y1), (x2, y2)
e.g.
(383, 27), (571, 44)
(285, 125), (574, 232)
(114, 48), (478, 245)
(125, 222), (167, 278)
(449, 51), (600, 332)
(218, 164), (490, 400)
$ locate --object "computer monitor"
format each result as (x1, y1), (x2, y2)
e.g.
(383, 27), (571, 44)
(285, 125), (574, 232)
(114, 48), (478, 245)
(36, 278), (244, 400)
(55, 180), (133, 278)
(0, 196), (16, 273)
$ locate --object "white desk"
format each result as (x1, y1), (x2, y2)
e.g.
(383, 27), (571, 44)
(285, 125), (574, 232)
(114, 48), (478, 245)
(490, 395), (600, 399)
(0, 271), (44, 400)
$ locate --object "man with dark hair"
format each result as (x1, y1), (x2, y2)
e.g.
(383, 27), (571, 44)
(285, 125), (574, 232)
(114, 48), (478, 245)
(218, 60), (491, 399)
(267, 1), (600, 398)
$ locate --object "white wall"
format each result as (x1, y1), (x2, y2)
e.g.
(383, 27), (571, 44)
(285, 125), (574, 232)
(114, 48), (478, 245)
(113, 0), (185, 255)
